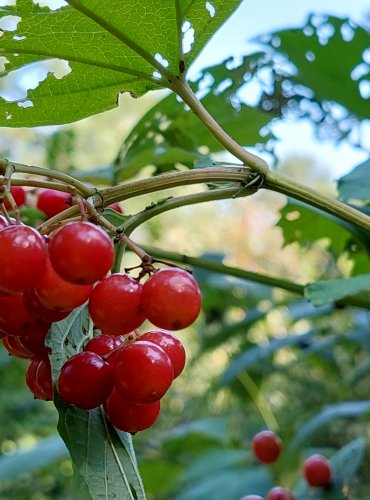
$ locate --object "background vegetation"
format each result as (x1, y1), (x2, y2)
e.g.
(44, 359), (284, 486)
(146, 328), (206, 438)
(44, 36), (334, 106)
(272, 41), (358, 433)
(0, 1), (369, 499)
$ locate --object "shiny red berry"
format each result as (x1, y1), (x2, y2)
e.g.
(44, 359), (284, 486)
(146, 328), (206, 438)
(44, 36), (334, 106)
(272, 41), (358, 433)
(107, 203), (123, 213)
(89, 274), (145, 335)
(113, 341), (174, 404)
(36, 189), (72, 218)
(24, 289), (71, 323)
(138, 330), (186, 378)
(84, 334), (125, 357)
(0, 225), (48, 294)
(0, 292), (50, 337)
(34, 258), (93, 312)
(57, 351), (114, 409)
(0, 215), (9, 229)
(2, 335), (34, 359)
(266, 487), (295, 500)
(141, 268), (201, 330)
(26, 357), (53, 400)
(4, 186), (26, 209)
(303, 454), (332, 487)
(252, 430), (282, 464)
(50, 221), (114, 285)
(105, 388), (160, 434)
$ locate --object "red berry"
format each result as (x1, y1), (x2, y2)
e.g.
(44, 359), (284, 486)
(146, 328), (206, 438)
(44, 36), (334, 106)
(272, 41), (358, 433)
(141, 268), (201, 330)
(240, 496), (264, 500)
(26, 357), (53, 400)
(34, 257), (93, 312)
(105, 388), (160, 434)
(138, 330), (186, 378)
(50, 221), (114, 285)
(303, 454), (332, 487)
(2, 335), (34, 359)
(0, 292), (50, 337)
(4, 186), (26, 209)
(113, 341), (174, 404)
(89, 274), (145, 335)
(84, 334), (125, 357)
(20, 328), (51, 358)
(36, 189), (72, 218)
(0, 225), (48, 294)
(24, 289), (71, 323)
(252, 430), (282, 464)
(267, 487), (295, 500)
(107, 203), (123, 213)
(0, 215), (9, 229)
(57, 351), (114, 409)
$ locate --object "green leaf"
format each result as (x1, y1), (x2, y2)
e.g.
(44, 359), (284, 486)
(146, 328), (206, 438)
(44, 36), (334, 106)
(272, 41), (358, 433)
(278, 202), (351, 256)
(221, 332), (313, 384)
(0, 0), (241, 126)
(305, 274), (370, 306)
(115, 56), (274, 181)
(262, 16), (370, 120)
(56, 398), (146, 500)
(289, 401), (370, 450)
(331, 437), (367, 485)
(0, 435), (67, 480)
(337, 158), (370, 201)
(139, 459), (183, 495)
(175, 466), (271, 500)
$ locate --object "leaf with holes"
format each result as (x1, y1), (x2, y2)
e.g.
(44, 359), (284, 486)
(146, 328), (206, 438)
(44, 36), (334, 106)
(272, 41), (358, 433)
(260, 15), (370, 120)
(0, 0), (241, 126)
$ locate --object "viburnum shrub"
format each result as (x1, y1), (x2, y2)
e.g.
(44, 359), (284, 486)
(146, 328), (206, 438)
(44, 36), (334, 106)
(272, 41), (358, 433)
(0, 190), (198, 436)
(0, 2), (369, 498)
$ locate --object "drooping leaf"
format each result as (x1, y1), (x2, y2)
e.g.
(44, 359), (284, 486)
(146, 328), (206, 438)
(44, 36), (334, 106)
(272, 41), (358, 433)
(304, 274), (370, 306)
(221, 332), (313, 384)
(56, 398), (146, 500)
(0, 0), (241, 126)
(338, 158), (370, 202)
(289, 401), (370, 450)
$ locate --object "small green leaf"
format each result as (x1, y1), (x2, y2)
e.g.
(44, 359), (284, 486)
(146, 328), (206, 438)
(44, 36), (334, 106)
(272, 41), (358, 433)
(337, 158), (370, 201)
(304, 274), (370, 306)
(47, 305), (93, 382)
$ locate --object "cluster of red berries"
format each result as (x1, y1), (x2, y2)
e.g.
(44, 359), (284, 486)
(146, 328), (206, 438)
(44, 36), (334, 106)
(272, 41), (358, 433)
(4, 185), (122, 218)
(58, 328), (186, 433)
(0, 186), (202, 434)
(240, 430), (332, 499)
